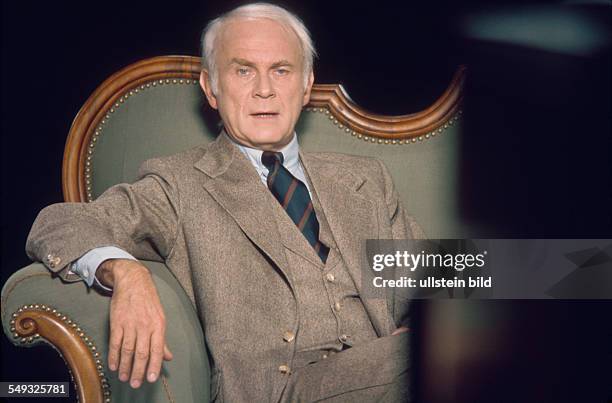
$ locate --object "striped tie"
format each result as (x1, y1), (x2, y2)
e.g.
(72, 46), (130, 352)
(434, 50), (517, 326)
(261, 151), (329, 263)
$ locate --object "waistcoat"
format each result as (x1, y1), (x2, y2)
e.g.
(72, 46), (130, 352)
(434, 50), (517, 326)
(265, 160), (378, 369)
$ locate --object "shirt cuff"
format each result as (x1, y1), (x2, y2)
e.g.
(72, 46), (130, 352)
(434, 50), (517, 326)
(70, 246), (137, 291)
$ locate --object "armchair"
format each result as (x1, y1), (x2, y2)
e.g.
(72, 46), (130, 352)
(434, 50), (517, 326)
(2, 56), (465, 402)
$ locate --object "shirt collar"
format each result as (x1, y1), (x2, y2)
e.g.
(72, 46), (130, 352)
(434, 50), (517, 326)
(229, 132), (301, 174)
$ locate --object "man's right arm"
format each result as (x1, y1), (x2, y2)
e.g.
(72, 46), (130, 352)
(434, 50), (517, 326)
(25, 158), (180, 388)
(71, 246), (137, 292)
(26, 158), (181, 279)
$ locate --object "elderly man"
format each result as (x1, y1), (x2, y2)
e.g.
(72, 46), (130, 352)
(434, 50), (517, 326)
(26, 3), (422, 402)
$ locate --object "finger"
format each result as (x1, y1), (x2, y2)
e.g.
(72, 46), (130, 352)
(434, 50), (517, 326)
(118, 327), (136, 382)
(163, 343), (173, 361)
(130, 329), (151, 388)
(391, 326), (409, 336)
(146, 330), (165, 383)
(108, 326), (123, 371)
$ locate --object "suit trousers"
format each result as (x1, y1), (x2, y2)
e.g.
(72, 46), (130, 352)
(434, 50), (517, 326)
(280, 333), (411, 403)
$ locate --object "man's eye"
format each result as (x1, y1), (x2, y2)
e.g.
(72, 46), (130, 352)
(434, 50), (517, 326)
(237, 68), (250, 76)
(275, 68), (289, 75)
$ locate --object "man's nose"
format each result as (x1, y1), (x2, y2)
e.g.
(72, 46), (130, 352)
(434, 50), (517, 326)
(253, 74), (275, 99)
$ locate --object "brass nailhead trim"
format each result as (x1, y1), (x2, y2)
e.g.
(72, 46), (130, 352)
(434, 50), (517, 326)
(306, 106), (462, 145)
(10, 305), (111, 400)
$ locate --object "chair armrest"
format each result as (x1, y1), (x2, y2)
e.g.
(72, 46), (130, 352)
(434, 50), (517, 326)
(1, 261), (210, 403)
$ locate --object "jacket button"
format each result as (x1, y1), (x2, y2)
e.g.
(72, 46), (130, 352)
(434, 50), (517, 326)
(340, 334), (349, 342)
(283, 331), (295, 343)
(334, 302), (341, 312)
(325, 273), (335, 282)
(278, 364), (290, 374)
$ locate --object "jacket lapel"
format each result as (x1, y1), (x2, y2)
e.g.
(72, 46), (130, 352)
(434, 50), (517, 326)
(194, 134), (392, 336)
(269, 197), (326, 267)
(194, 133), (290, 278)
(300, 152), (392, 336)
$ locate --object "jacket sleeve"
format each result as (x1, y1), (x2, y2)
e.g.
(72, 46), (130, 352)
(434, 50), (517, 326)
(25, 157), (180, 282)
(375, 159), (426, 330)
(376, 159), (426, 240)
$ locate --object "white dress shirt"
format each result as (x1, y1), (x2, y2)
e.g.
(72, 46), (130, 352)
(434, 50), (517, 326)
(70, 132), (309, 290)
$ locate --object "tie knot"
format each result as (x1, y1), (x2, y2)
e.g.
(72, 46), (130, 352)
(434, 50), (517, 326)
(261, 151), (284, 171)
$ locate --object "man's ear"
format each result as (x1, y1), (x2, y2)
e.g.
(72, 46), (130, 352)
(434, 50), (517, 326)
(302, 71), (315, 106)
(200, 70), (218, 110)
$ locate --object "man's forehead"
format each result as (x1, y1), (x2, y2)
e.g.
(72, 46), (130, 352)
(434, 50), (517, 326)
(217, 18), (302, 63)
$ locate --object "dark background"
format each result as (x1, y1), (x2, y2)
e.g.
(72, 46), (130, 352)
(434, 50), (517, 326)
(2, 1), (611, 402)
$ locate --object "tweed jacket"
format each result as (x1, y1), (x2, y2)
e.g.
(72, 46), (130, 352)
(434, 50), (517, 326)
(26, 132), (423, 403)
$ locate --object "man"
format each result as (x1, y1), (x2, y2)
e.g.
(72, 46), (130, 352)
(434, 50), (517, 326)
(26, 3), (423, 402)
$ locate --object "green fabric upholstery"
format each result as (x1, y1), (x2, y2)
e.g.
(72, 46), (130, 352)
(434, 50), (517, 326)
(91, 81), (463, 238)
(1, 261), (210, 403)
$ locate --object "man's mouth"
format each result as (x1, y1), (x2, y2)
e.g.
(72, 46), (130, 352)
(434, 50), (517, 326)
(250, 112), (279, 119)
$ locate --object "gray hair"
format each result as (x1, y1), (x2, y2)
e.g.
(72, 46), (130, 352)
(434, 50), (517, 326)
(201, 3), (317, 93)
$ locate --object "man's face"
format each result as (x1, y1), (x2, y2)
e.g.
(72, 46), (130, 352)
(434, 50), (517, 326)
(200, 18), (314, 151)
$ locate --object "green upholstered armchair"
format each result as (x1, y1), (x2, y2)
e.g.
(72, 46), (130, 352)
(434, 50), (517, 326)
(1, 56), (465, 402)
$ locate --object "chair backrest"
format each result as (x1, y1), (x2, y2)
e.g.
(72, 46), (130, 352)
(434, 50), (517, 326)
(64, 56), (465, 238)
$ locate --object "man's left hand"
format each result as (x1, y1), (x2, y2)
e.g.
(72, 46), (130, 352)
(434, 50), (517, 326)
(392, 326), (409, 335)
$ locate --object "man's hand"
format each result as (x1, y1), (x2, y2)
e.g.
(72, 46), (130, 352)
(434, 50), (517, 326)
(97, 259), (173, 388)
(391, 326), (409, 336)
